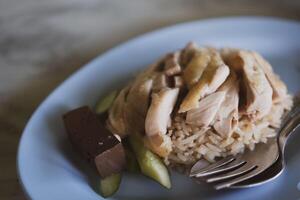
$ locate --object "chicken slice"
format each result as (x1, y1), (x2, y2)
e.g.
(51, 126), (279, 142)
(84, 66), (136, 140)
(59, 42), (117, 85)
(164, 52), (181, 76)
(186, 91), (226, 127)
(128, 78), (153, 116)
(124, 77), (153, 135)
(251, 52), (287, 102)
(183, 48), (211, 88)
(108, 86), (130, 138)
(152, 73), (168, 92)
(179, 51), (230, 113)
(180, 42), (199, 67)
(145, 88), (179, 157)
(225, 50), (273, 119)
(213, 72), (239, 138)
(221, 48), (243, 72)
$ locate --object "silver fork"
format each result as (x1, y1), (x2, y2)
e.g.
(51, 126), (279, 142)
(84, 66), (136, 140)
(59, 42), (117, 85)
(190, 138), (279, 190)
(190, 99), (300, 190)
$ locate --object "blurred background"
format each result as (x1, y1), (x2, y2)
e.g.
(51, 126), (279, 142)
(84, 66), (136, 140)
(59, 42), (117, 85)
(0, 0), (300, 199)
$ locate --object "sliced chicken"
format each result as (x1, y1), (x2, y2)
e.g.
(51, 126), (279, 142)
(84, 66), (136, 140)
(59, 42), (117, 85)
(153, 72), (184, 92)
(124, 77), (153, 135)
(186, 91), (226, 127)
(183, 48), (211, 88)
(213, 72), (239, 138)
(226, 50), (273, 119)
(251, 52), (287, 102)
(152, 73), (168, 92)
(128, 78), (153, 116)
(180, 42), (199, 67)
(164, 52), (181, 76)
(220, 48), (243, 72)
(179, 51), (230, 113)
(108, 86), (130, 138)
(145, 88), (179, 157)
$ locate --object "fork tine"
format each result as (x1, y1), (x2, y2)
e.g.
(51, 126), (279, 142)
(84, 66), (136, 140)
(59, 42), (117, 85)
(214, 167), (260, 190)
(206, 163), (257, 183)
(196, 158), (246, 177)
(190, 156), (235, 177)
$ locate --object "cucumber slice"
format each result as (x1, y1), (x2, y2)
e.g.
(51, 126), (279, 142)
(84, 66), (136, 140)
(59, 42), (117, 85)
(95, 90), (117, 114)
(99, 173), (121, 198)
(129, 134), (171, 189)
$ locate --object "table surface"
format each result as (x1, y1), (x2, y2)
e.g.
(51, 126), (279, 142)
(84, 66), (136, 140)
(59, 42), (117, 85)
(1, 0), (300, 199)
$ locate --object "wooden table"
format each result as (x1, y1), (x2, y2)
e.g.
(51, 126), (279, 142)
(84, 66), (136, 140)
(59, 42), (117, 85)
(1, 0), (300, 199)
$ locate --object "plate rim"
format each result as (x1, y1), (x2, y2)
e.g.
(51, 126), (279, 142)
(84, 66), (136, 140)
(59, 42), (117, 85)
(17, 16), (300, 199)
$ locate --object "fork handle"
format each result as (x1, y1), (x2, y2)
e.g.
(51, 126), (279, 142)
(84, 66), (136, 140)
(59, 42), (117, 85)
(278, 101), (300, 155)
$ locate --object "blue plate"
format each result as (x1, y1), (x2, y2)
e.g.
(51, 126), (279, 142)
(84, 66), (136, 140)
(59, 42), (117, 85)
(18, 17), (300, 200)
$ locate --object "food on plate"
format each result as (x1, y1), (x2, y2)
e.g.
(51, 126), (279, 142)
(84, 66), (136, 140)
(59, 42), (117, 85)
(107, 42), (292, 166)
(62, 42), (292, 197)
